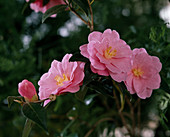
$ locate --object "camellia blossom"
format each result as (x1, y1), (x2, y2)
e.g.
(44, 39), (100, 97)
(124, 48), (162, 99)
(18, 79), (38, 102)
(38, 54), (85, 106)
(80, 29), (132, 82)
(26, 0), (65, 17)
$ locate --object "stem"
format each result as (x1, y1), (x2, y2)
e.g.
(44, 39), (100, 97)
(112, 81), (132, 136)
(32, 98), (49, 103)
(60, 120), (75, 137)
(22, 119), (33, 137)
(87, 0), (94, 31)
(84, 117), (114, 137)
(137, 99), (141, 137)
(125, 96), (135, 136)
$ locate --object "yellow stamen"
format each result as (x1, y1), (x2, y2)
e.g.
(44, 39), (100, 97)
(132, 68), (144, 77)
(54, 74), (69, 86)
(104, 46), (117, 59)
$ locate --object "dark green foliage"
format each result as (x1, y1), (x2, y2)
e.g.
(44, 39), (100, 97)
(1, 0), (170, 137)
(21, 103), (48, 133)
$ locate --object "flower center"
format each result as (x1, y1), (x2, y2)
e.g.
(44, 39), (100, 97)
(54, 74), (69, 86)
(132, 68), (144, 77)
(104, 46), (117, 59)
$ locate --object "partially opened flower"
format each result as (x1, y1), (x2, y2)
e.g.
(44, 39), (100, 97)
(124, 48), (162, 99)
(80, 29), (132, 82)
(26, 0), (65, 17)
(38, 54), (85, 106)
(18, 79), (38, 102)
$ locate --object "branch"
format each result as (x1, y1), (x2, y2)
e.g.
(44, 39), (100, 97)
(84, 117), (114, 137)
(87, 0), (94, 31)
(125, 96), (135, 136)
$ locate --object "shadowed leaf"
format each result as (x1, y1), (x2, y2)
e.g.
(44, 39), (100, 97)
(21, 102), (48, 134)
(42, 4), (68, 23)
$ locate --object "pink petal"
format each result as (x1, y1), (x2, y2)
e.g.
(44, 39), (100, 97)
(124, 74), (136, 94)
(49, 60), (63, 76)
(88, 31), (102, 42)
(133, 52), (152, 68)
(71, 62), (85, 86)
(110, 58), (131, 72)
(89, 56), (106, 70)
(80, 44), (89, 58)
(57, 85), (80, 95)
(43, 99), (51, 106)
(137, 88), (153, 99)
(102, 29), (120, 42)
(96, 53), (111, 65)
(133, 78), (145, 94)
(110, 71), (126, 82)
(90, 65), (109, 76)
(105, 63), (120, 73)
(151, 56), (162, 72)
(133, 48), (147, 56)
(145, 74), (161, 89)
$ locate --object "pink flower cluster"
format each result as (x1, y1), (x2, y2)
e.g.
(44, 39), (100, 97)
(80, 29), (162, 99)
(18, 29), (162, 105)
(26, 0), (65, 16)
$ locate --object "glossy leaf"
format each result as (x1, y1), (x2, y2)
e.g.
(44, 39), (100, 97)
(21, 102), (48, 134)
(72, 0), (89, 15)
(88, 81), (114, 99)
(42, 5), (68, 23)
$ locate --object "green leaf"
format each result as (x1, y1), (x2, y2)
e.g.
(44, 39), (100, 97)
(21, 102), (48, 134)
(75, 85), (88, 101)
(43, 0), (50, 6)
(7, 96), (23, 108)
(42, 5), (68, 23)
(72, 0), (89, 15)
(149, 25), (166, 43)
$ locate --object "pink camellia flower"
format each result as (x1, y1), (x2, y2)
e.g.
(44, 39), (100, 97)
(38, 54), (85, 106)
(18, 79), (38, 102)
(26, 0), (65, 17)
(80, 29), (132, 82)
(124, 48), (162, 99)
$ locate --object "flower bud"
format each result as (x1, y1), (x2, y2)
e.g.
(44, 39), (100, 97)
(18, 79), (38, 102)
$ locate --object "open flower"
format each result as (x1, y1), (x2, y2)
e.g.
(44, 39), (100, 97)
(38, 54), (85, 106)
(80, 29), (132, 82)
(26, 0), (65, 17)
(18, 79), (38, 102)
(124, 48), (162, 99)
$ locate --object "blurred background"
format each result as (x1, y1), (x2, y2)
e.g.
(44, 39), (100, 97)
(0, 0), (170, 137)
